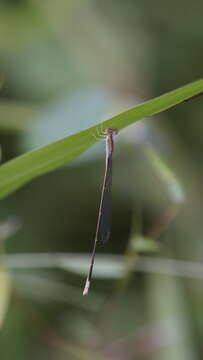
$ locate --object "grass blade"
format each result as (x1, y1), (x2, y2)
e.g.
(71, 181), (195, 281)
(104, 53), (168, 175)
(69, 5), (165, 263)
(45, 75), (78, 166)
(0, 79), (202, 198)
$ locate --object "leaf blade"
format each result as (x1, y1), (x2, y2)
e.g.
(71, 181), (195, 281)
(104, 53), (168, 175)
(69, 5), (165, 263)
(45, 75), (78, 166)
(0, 79), (202, 198)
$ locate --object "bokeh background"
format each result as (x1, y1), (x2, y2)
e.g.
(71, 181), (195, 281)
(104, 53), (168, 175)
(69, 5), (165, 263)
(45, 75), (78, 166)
(0, 1), (203, 359)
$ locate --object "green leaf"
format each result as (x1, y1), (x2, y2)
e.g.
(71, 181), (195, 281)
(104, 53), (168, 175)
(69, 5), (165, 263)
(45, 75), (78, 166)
(131, 235), (160, 252)
(0, 101), (35, 132)
(144, 145), (185, 203)
(0, 79), (202, 198)
(0, 266), (11, 328)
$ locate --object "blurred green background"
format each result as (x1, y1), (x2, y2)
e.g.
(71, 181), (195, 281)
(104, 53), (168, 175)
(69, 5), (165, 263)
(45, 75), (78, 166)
(0, 0), (203, 359)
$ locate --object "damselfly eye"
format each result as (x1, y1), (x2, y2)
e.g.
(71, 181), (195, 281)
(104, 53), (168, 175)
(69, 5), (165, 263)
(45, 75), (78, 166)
(104, 128), (119, 136)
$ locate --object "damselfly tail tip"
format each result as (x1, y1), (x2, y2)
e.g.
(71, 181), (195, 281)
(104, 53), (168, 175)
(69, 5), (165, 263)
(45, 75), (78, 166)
(83, 279), (90, 296)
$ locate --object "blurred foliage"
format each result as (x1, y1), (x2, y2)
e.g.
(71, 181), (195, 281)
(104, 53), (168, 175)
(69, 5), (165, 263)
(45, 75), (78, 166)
(0, 1), (203, 359)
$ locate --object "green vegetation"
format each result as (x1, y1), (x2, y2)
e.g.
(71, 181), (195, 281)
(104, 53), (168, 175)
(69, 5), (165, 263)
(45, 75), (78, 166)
(0, 1), (203, 360)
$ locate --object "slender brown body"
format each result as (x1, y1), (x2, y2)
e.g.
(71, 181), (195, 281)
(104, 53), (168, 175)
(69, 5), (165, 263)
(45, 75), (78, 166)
(83, 128), (118, 295)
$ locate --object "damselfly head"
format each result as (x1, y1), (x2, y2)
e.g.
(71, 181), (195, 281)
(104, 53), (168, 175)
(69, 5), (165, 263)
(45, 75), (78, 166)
(104, 128), (119, 136)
